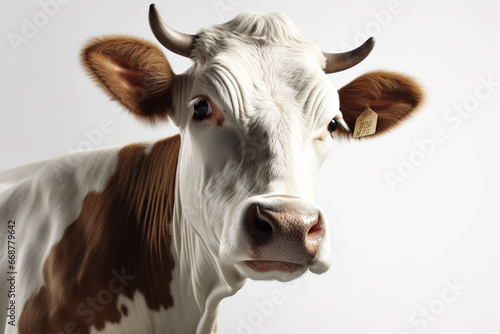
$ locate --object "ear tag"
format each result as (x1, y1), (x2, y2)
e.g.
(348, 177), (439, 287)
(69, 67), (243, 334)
(353, 106), (378, 138)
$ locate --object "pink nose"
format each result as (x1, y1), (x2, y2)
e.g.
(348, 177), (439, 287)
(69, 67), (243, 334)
(244, 203), (324, 270)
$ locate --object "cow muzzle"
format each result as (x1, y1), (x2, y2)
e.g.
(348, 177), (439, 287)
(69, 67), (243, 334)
(243, 201), (325, 274)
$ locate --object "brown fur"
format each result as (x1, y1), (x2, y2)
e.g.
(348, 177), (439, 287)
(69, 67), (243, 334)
(81, 36), (175, 124)
(19, 135), (181, 333)
(338, 70), (424, 137)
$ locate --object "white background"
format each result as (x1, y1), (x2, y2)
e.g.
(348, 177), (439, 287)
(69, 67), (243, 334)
(1, 0), (499, 333)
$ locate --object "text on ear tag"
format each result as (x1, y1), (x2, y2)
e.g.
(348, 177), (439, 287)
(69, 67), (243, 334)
(353, 106), (378, 138)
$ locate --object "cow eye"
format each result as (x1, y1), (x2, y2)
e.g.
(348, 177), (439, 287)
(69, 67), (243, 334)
(193, 99), (213, 119)
(328, 118), (338, 133)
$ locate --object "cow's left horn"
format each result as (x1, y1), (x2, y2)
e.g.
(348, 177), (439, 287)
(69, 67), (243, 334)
(149, 4), (197, 58)
(323, 37), (375, 74)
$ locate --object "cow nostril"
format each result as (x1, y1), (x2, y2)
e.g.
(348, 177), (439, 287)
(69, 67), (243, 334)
(306, 217), (323, 240)
(254, 216), (273, 234)
(245, 204), (275, 241)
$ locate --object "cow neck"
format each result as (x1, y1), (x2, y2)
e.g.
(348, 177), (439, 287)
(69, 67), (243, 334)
(164, 139), (246, 333)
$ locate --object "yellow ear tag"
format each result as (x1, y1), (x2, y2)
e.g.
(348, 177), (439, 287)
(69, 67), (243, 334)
(353, 106), (378, 138)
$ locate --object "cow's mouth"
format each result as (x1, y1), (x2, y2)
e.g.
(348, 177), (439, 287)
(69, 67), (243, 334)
(244, 260), (305, 273)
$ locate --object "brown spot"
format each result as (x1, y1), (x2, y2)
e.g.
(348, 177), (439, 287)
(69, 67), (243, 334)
(19, 135), (181, 334)
(318, 127), (330, 141)
(213, 321), (217, 333)
(213, 108), (225, 127)
(120, 304), (128, 316)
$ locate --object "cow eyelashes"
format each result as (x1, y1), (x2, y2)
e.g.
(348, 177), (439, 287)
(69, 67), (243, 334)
(193, 99), (213, 120)
(328, 118), (339, 133)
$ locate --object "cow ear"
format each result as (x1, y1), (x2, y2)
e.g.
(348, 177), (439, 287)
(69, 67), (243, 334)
(337, 70), (424, 138)
(81, 36), (174, 124)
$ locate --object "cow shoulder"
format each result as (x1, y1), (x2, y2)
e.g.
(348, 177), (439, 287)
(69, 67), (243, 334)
(10, 135), (180, 333)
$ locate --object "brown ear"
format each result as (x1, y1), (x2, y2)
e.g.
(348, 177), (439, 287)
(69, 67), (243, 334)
(81, 35), (174, 123)
(338, 70), (424, 137)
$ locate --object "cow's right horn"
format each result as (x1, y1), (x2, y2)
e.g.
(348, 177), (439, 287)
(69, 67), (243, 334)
(149, 4), (197, 58)
(323, 37), (375, 74)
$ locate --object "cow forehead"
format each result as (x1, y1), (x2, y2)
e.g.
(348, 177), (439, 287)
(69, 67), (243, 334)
(189, 12), (338, 127)
(192, 11), (325, 65)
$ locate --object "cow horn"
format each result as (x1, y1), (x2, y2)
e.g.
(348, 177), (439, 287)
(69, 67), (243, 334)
(323, 37), (375, 74)
(149, 4), (197, 58)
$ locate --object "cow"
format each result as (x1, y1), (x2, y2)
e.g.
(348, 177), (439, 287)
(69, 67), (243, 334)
(0, 4), (423, 334)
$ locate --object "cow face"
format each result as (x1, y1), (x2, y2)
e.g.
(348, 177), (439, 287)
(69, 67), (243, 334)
(82, 6), (423, 282)
(174, 14), (351, 282)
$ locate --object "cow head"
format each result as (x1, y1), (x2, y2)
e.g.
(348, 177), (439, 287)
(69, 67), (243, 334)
(81, 5), (423, 282)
